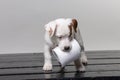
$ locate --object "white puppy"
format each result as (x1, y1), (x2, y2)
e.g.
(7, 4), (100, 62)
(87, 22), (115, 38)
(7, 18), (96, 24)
(43, 18), (88, 72)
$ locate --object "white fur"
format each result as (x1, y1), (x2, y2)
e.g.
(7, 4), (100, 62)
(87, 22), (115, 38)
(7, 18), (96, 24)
(43, 18), (88, 72)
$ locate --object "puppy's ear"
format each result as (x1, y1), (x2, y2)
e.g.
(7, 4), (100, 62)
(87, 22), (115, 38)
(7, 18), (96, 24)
(71, 19), (78, 33)
(45, 21), (57, 37)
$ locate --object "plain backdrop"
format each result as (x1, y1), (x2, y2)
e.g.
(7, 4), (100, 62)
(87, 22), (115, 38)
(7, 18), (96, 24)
(0, 0), (120, 54)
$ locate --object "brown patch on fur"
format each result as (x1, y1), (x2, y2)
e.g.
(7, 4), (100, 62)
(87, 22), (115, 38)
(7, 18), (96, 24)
(72, 19), (78, 33)
(68, 19), (78, 37)
(68, 24), (72, 37)
(49, 27), (53, 36)
(49, 25), (57, 37)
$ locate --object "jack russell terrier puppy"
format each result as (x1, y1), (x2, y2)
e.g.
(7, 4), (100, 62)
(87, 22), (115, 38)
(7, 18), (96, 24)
(43, 18), (88, 72)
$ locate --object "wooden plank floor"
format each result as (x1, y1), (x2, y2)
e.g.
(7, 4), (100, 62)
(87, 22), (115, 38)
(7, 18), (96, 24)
(0, 50), (120, 80)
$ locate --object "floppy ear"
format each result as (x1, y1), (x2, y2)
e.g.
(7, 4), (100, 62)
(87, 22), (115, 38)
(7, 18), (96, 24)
(71, 19), (78, 33)
(45, 21), (57, 37)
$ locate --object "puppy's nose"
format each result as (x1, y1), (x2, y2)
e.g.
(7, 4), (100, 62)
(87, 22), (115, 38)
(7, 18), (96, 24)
(64, 46), (70, 51)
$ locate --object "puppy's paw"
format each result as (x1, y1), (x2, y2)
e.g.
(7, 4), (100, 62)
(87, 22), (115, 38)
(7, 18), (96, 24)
(81, 55), (88, 66)
(43, 63), (52, 71)
(79, 66), (86, 72)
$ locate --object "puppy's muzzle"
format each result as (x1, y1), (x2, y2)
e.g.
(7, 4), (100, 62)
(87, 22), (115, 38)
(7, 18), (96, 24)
(63, 46), (71, 52)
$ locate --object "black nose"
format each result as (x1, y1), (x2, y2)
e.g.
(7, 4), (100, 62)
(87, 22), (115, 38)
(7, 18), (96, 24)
(64, 46), (70, 51)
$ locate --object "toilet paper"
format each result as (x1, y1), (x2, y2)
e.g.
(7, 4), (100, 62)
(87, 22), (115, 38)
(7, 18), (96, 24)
(52, 39), (81, 67)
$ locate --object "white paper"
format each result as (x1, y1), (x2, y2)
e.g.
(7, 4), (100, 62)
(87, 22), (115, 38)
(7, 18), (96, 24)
(52, 39), (81, 67)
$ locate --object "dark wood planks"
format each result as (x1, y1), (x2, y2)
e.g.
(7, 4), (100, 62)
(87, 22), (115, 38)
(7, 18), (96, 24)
(0, 50), (120, 80)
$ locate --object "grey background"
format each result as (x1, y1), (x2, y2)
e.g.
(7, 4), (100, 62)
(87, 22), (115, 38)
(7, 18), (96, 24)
(0, 0), (120, 54)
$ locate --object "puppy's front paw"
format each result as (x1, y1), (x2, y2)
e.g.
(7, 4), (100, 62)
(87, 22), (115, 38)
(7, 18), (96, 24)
(79, 66), (86, 72)
(81, 54), (88, 66)
(43, 63), (52, 71)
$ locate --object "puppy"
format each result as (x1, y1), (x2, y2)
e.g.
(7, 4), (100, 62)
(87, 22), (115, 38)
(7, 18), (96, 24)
(43, 18), (88, 72)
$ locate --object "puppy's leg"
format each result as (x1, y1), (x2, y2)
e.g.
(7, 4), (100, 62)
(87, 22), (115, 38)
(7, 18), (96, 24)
(80, 51), (88, 65)
(74, 59), (85, 72)
(74, 28), (88, 65)
(43, 44), (52, 71)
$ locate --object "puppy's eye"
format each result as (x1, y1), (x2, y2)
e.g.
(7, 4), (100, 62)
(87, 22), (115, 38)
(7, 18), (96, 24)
(58, 36), (62, 39)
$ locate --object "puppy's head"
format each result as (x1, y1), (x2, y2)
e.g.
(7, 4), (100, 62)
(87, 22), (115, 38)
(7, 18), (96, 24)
(45, 18), (78, 52)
